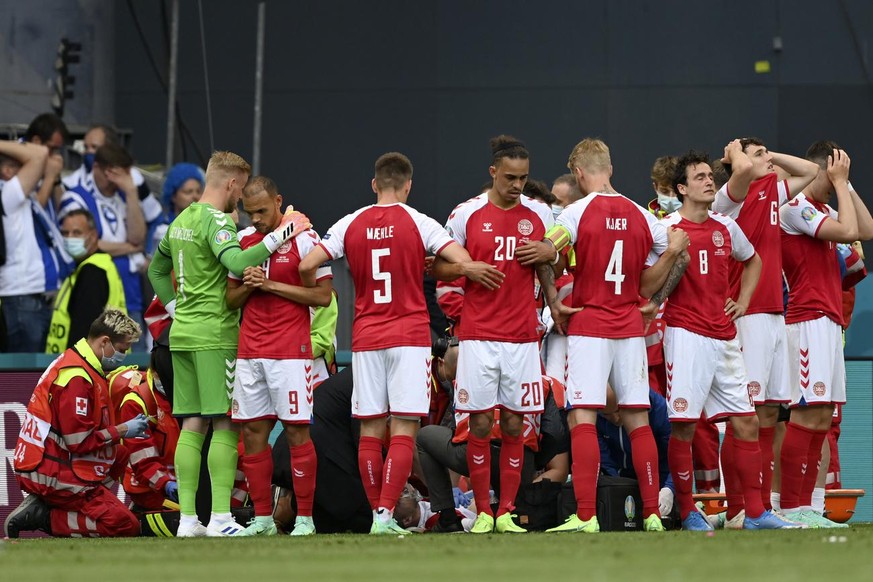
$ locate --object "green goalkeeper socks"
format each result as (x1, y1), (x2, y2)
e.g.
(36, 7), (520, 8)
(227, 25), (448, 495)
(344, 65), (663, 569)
(208, 429), (240, 514)
(175, 430), (206, 516)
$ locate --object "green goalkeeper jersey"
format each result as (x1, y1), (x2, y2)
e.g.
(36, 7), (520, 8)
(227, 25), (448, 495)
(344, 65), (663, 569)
(153, 203), (271, 351)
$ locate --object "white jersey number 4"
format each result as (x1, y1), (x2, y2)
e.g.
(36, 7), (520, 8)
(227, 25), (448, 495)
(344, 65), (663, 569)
(605, 240), (626, 295)
(371, 248), (392, 304)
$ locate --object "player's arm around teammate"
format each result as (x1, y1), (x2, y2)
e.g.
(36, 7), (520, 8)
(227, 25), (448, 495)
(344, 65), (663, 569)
(228, 177), (330, 536)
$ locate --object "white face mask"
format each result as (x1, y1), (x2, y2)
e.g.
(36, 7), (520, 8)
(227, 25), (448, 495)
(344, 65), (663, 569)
(658, 194), (682, 213)
(64, 237), (88, 259)
(551, 205), (563, 219)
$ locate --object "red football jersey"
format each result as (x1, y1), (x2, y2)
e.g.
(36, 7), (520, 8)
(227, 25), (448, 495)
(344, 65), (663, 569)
(713, 173), (789, 315)
(233, 227), (331, 359)
(661, 212), (755, 340)
(445, 194), (553, 342)
(320, 203), (454, 351)
(557, 193), (667, 338)
(780, 194), (843, 326)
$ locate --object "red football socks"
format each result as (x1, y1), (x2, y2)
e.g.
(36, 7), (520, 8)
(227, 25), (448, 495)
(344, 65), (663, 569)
(629, 425), (660, 518)
(497, 432), (524, 517)
(358, 436), (384, 510)
(758, 425), (776, 510)
(668, 435), (695, 520)
(779, 422), (815, 510)
(377, 435), (414, 511)
(721, 425), (744, 520)
(733, 437), (765, 519)
(467, 434), (493, 517)
(570, 424), (599, 521)
(290, 440), (317, 517)
(241, 448), (274, 517)
(799, 429), (828, 507)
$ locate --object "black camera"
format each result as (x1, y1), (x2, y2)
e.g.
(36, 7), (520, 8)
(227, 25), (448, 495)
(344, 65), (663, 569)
(432, 335), (459, 359)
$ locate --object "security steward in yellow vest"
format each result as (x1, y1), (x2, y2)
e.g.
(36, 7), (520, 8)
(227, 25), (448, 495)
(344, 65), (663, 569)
(46, 209), (126, 353)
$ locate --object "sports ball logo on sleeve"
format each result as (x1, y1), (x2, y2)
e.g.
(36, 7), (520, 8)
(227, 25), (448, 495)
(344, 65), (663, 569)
(711, 231), (724, 247)
(801, 207), (817, 222)
(214, 230), (233, 245)
(671, 397), (688, 413)
(517, 219), (534, 236)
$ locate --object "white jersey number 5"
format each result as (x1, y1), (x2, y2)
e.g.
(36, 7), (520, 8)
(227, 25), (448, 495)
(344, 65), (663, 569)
(372, 248), (392, 304)
(605, 240), (625, 295)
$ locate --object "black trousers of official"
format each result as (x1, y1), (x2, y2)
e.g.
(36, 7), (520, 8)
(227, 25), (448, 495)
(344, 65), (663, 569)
(416, 424), (535, 513)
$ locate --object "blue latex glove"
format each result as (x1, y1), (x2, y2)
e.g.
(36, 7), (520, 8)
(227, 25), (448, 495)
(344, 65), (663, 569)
(164, 480), (179, 502)
(453, 487), (473, 508)
(124, 414), (149, 439)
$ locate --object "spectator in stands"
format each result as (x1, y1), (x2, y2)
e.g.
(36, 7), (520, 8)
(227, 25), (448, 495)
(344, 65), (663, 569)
(59, 143), (152, 349)
(0, 114), (74, 352)
(45, 209), (127, 352)
(63, 123), (163, 227)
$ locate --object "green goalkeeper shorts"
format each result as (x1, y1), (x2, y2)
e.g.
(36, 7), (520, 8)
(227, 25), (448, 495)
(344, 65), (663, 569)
(171, 349), (237, 417)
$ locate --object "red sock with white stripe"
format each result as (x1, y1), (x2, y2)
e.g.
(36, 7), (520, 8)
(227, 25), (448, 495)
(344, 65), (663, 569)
(799, 429), (828, 508)
(758, 425), (776, 510)
(467, 434), (493, 517)
(721, 424), (744, 520)
(241, 448), (274, 517)
(629, 425), (660, 517)
(668, 435), (695, 520)
(377, 435), (414, 512)
(733, 437), (766, 519)
(570, 423), (599, 521)
(779, 423), (815, 511)
(290, 440), (317, 517)
(358, 436), (384, 510)
(497, 432), (524, 517)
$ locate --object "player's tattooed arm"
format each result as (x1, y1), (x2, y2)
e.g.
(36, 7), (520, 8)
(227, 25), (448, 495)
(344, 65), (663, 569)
(648, 250), (689, 307)
(537, 262), (582, 335)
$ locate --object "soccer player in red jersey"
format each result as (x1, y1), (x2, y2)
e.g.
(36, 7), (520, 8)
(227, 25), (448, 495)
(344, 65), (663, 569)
(225, 177), (332, 536)
(712, 138), (819, 525)
(778, 142), (873, 528)
(529, 138), (688, 533)
(299, 153), (502, 534)
(438, 136), (557, 534)
(660, 150), (798, 530)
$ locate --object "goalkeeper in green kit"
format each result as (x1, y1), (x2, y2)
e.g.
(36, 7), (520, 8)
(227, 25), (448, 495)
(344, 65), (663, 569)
(148, 151), (310, 536)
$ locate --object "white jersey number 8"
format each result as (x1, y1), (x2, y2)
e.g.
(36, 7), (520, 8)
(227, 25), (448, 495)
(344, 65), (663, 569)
(372, 248), (392, 304)
(699, 249), (709, 274)
(604, 240), (625, 295)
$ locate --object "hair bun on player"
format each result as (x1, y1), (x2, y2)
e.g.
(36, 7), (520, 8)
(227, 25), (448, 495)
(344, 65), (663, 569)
(490, 135), (527, 155)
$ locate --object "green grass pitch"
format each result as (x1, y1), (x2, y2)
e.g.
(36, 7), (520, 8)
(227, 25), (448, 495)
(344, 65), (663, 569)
(3, 525), (872, 581)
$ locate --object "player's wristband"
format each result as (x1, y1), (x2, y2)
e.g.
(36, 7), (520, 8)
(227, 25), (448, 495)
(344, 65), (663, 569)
(263, 232), (282, 254)
(550, 248), (560, 265)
